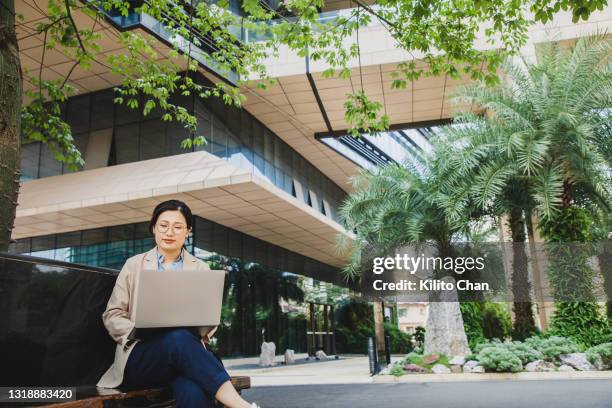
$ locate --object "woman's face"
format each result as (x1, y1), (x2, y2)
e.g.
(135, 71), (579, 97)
(153, 210), (191, 253)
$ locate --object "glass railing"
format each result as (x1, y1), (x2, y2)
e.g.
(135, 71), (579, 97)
(88, 0), (240, 84)
(239, 9), (349, 43)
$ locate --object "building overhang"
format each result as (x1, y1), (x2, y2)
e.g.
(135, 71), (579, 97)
(13, 151), (354, 268)
(18, 1), (611, 195)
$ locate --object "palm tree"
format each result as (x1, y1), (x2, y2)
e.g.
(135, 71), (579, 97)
(338, 161), (473, 355)
(431, 116), (538, 339)
(437, 34), (611, 343)
(339, 161), (464, 279)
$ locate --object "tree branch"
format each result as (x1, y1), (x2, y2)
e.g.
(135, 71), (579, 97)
(60, 61), (79, 89)
(64, 0), (86, 54)
(350, 0), (397, 30)
(39, 28), (48, 96)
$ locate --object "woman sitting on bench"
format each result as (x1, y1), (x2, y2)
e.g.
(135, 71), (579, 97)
(97, 199), (260, 408)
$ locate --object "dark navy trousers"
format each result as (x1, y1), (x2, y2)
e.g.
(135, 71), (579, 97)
(123, 328), (231, 408)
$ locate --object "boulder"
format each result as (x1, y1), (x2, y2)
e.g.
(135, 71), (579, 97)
(258, 341), (276, 367)
(450, 365), (462, 374)
(448, 356), (466, 366)
(463, 360), (485, 373)
(559, 353), (595, 371)
(558, 364), (576, 372)
(284, 349), (295, 365)
(431, 364), (451, 374)
(524, 360), (557, 372)
(315, 350), (328, 361)
(424, 278), (471, 357)
(589, 354), (607, 371)
(403, 363), (428, 373)
(422, 354), (440, 365)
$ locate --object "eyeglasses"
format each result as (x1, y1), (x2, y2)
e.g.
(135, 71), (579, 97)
(156, 223), (188, 234)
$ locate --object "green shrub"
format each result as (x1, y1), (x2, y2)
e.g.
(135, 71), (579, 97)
(586, 342), (612, 368)
(461, 302), (512, 350)
(471, 339), (540, 368)
(539, 208), (610, 347)
(524, 336), (581, 361)
(384, 322), (414, 354)
(464, 354), (478, 362)
(402, 352), (422, 365)
(460, 302), (485, 350)
(482, 302), (512, 340)
(473, 338), (503, 354)
(548, 302), (611, 347)
(401, 352), (450, 369)
(414, 326), (426, 347)
(390, 363), (405, 377)
(504, 341), (543, 364)
(476, 345), (523, 372)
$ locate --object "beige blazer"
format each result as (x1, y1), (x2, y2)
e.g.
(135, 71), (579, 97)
(96, 247), (218, 388)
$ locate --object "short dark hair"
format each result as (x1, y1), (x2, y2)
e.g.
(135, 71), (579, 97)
(149, 199), (194, 234)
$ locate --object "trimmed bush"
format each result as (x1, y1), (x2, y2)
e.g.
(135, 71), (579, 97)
(524, 336), (581, 361)
(504, 341), (543, 364)
(586, 342), (612, 368)
(473, 338), (503, 354)
(476, 345), (523, 372)
(464, 354), (478, 362)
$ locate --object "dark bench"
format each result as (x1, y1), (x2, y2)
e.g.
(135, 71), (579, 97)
(0, 253), (250, 408)
(37, 377), (251, 407)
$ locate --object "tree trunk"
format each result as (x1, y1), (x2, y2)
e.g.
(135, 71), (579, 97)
(599, 251), (612, 320)
(508, 208), (537, 340)
(561, 179), (572, 208)
(525, 211), (549, 331)
(0, 0), (21, 252)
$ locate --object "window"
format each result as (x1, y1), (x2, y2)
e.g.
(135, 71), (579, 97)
(91, 90), (114, 130)
(166, 122), (190, 156)
(66, 95), (91, 134)
(211, 118), (228, 158)
(114, 123), (140, 164)
(115, 95), (141, 125)
(38, 143), (63, 178)
(140, 120), (166, 160)
(20, 142), (40, 180)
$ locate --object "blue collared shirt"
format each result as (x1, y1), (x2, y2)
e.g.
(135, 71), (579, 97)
(157, 248), (184, 271)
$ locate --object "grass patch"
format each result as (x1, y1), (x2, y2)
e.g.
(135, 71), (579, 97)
(402, 353), (450, 369)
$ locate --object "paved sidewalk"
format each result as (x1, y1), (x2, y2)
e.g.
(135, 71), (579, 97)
(225, 354), (612, 387)
(226, 355), (374, 386)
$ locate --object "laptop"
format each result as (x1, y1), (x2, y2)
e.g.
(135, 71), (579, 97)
(132, 269), (226, 334)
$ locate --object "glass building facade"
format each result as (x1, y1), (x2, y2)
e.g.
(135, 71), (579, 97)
(9, 217), (353, 357)
(15, 70), (362, 357)
(20, 72), (347, 221)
